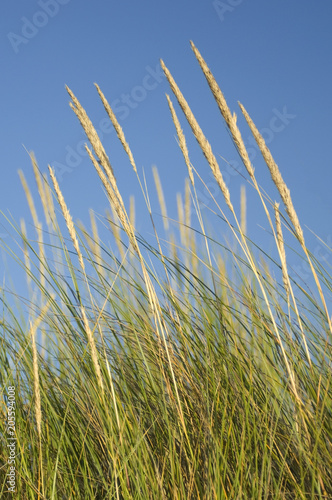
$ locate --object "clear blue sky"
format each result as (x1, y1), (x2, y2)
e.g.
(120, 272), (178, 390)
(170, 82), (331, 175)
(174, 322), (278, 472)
(1, 1), (332, 294)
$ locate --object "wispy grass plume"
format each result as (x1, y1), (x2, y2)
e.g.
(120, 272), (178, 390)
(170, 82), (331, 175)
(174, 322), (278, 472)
(1, 42), (331, 499)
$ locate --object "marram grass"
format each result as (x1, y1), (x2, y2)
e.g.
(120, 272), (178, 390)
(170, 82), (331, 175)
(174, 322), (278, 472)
(1, 42), (332, 499)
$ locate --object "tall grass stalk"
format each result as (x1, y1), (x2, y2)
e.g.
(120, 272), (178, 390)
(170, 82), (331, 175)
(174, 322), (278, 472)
(0, 42), (331, 499)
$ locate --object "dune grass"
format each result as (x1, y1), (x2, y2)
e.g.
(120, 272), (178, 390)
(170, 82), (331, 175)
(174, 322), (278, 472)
(1, 42), (332, 499)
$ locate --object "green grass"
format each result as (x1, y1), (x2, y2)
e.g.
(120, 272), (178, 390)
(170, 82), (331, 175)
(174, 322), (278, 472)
(1, 43), (331, 499)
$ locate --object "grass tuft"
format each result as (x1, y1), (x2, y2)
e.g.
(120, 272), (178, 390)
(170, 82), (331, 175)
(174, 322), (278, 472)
(1, 42), (331, 499)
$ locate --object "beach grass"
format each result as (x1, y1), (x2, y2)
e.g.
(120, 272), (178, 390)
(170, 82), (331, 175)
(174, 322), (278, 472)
(0, 42), (331, 499)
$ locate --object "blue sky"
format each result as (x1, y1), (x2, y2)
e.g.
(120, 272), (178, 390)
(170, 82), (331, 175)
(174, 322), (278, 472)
(1, 0), (332, 295)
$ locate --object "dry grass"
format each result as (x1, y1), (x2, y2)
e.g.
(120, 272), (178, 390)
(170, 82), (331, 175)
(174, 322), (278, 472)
(239, 102), (304, 245)
(49, 165), (105, 394)
(0, 42), (331, 499)
(161, 59), (233, 212)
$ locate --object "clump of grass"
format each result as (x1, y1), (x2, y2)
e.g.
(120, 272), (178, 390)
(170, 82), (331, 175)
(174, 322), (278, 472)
(0, 42), (331, 499)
